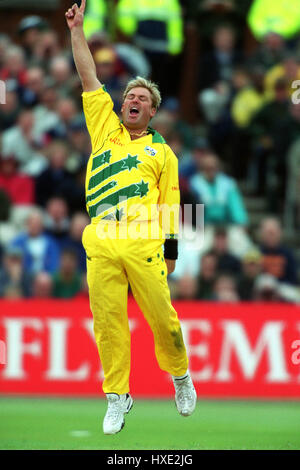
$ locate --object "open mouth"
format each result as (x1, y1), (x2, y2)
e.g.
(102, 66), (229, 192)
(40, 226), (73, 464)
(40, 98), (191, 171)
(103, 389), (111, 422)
(129, 107), (139, 116)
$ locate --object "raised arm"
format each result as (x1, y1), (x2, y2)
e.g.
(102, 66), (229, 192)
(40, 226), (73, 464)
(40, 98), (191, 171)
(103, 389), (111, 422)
(65, 0), (101, 92)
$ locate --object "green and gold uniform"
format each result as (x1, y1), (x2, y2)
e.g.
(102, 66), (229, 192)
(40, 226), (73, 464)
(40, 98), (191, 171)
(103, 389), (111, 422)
(82, 86), (188, 394)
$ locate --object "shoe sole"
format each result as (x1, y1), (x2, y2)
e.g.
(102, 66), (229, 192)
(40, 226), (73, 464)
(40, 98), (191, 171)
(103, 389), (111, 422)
(103, 398), (133, 435)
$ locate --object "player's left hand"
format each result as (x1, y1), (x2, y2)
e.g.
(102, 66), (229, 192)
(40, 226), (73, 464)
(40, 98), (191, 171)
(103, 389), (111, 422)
(165, 259), (176, 274)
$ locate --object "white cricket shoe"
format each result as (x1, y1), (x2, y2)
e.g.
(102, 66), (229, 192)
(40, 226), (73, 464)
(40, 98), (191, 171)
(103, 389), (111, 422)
(172, 371), (197, 417)
(103, 393), (133, 434)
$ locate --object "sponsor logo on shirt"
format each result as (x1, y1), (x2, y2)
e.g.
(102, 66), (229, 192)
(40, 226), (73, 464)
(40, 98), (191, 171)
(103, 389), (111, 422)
(110, 136), (124, 146)
(144, 145), (157, 157)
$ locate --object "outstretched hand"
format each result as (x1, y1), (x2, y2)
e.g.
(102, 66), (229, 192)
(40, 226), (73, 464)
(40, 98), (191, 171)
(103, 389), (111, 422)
(65, 0), (86, 30)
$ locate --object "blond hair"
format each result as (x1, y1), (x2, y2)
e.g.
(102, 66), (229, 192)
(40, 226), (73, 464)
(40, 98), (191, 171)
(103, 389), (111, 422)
(123, 76), (162, 110)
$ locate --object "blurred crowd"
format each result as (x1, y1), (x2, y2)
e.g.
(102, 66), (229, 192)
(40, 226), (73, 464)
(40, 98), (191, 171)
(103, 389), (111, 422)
(1, 0), (300, 302)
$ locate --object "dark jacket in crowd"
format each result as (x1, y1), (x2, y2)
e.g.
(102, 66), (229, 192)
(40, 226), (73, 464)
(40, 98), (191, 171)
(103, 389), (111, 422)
(260, 245), (298, 285)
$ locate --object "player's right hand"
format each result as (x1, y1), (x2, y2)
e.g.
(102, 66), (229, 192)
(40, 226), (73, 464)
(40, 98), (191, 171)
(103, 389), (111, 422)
(165, 259), (176, 274)
(65, 0), (86, 30)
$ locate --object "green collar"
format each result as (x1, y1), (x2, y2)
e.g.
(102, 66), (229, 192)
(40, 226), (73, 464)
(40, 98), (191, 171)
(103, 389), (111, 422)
(147, 126), (166, 144)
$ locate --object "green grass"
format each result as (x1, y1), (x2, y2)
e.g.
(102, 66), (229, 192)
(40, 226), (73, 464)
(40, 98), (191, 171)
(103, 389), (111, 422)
(0, 398), (300, 450)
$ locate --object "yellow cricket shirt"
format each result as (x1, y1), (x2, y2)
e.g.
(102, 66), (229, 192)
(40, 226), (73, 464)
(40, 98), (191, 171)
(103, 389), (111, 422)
(82, 86), (180, 239)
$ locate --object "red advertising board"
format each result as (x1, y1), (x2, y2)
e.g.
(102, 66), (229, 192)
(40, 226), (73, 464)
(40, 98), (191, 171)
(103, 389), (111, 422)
(0, 298), (300, 398)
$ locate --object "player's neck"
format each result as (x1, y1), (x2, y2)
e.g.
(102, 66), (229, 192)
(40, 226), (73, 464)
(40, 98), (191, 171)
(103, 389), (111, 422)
(125, 125), (149, 141)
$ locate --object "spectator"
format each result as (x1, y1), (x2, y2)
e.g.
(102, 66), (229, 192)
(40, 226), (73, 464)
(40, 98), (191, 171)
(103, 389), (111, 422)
(253, 274), (281, 302)
(277, 283), (300, 304)
(160, 97), (195, 150)
(196, 251), (218, 300)
(231, 66), (267, 129)
(168, 132), (191, 176)
(179, 136), (211, 180)
(284, 131), (300, 232)
(60, 212), (89, 273)
(0, 34), (11, 68)
(52, 248), (82, 298)
(0, 45), (27, 87)
(115, 42), (151, 79)
(66, 116), (91, 172)
(270, 102), (300, 205)
(150, 110), (176, 142)
(199, 81), (230, 128)
(44, 197), (70, 247)
(237, 249), (262, 301)
(190, 153), (249, 226)
(116, 0), (184, 96)
(247, 78), (290, 199)
(187, 0), (251, 50)
(211, 226), (241, 275)
(275, 103), (300, 176)
(49, 56), (73, 97)
(212, 274), (239, 302)
(0, 246), (32, 298)
(230, 66), (267, 180)
(10, 208), (60, 275)
(83, 0), (108, 39)
(198, 25), (243, 90)
(0, 84), (21, 131)
(178, 177), (199, 227)
(173, 274), (198, 300)
(33, 85), (61, 137)
(21, 66), (45, 107)
(247, 32), (287, 72)
(264, 54), (300, 99)
(1, 108), (47, 176)
(259, 217), (298, 285)
(35, 139), (84, 211)
(32, 29), (62, 67)
(0, 154), (35, 205)
(55, 97), (79, 137)
(32, 272), (53, 298)
(17, 15), (47, 63)
(247, 1), (300, 41)
(0, 189), (11, 222)
(94, 47), (128, 112)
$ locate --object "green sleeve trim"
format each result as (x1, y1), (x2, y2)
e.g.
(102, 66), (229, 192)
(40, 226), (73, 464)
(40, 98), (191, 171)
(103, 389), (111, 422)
(165, 234), (179, 240)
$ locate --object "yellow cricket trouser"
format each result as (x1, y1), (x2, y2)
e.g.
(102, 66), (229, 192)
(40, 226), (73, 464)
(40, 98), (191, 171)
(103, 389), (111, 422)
(82, 221), (189, 395)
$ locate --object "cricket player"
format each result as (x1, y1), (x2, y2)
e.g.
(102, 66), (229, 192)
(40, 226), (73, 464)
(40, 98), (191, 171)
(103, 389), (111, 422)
(65, 0), (197, 435)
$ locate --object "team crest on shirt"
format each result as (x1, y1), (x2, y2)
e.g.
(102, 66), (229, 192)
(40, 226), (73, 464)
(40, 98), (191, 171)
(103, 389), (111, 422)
(144, 145), (157, 157)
